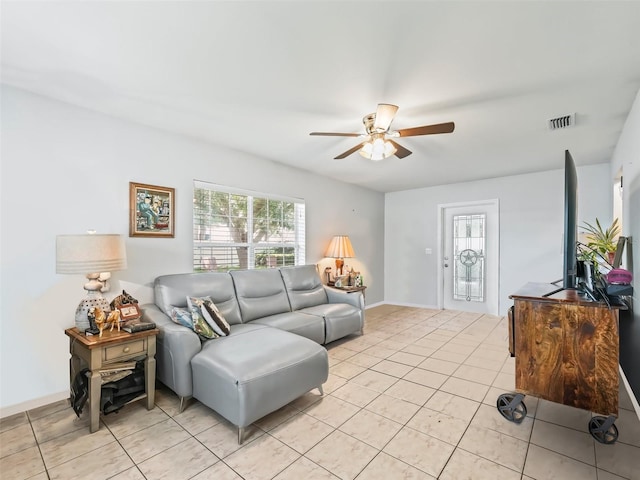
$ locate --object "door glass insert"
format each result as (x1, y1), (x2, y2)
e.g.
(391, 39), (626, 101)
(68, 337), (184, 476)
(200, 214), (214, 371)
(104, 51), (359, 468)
(452, 214), (485, 302)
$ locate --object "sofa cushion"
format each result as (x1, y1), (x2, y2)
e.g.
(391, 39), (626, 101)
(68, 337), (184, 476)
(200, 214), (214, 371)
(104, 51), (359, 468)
(280, 265), (328, 310)
(299, 303), (363, 344)
(252, 311), (325, 344)
(230, 269), (292, 322)
(154, 272), (243, 325)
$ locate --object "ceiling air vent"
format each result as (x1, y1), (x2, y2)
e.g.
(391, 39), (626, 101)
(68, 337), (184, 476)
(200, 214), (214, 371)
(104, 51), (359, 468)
(548, 113), (576, 130)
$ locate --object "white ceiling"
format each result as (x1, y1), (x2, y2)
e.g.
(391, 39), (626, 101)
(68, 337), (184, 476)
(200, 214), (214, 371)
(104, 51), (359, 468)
(3, 1), (640, 192)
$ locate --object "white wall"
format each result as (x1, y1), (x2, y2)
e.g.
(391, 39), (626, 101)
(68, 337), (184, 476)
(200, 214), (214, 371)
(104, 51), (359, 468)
(385, 163), (611, 315)
(0, 86), (385, 414)
(610, 87), (640, 408)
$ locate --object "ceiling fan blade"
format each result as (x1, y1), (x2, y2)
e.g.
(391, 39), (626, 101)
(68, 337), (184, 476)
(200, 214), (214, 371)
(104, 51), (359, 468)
(334, 142), (366, 160)
(373, 104), (399, 131)
(397, 122), (455, 137)
(310, 132), (361, 137)
(388, 140), (412, 159)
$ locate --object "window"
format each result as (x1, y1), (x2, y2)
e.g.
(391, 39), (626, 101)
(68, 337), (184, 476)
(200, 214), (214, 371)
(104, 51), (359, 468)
(193, 181), (305, 271)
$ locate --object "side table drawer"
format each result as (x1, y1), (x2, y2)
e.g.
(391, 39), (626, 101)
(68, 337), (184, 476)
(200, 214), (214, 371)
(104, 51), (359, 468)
(104, 339), (145, 361)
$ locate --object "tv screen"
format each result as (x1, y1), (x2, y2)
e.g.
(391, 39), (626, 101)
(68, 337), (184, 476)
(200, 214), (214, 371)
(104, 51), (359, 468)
(563, 150), (578, 289)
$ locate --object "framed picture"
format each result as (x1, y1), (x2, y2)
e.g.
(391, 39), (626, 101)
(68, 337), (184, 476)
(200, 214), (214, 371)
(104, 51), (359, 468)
(118, 304), (142, 321)
(129, 182), (175, 238)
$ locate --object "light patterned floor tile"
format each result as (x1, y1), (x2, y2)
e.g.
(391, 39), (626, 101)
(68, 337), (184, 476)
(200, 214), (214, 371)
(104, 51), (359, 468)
(535, 400), (593, 432)
(452, 364), (499, 386)
(304, 395), (360, 428)
(439, 447), (521, 480)
(403, 367), (449, 389)
(407, 407), (469, 445)
(27, 399), (70, 422)
(253, 405), (299, 432)
(458, 424), (528, 472)
(425, 390), (481, 422)
(0, 445), (45, 480)
(355, 452), (436, 479)
(48, 441), (134, 480)
(118, 418), (191, 463)
(269, 412), (334, 454)
(439, 376), (490, 402)
(387, 351), (426, 367)
(137, 437), (218, 480)
(101, 402), (170, 439)
(471, 403), (534, 442)
(272, 456), (339, 479)
(306, 430), (378, 480)
(594, 439), (640, 480)
(524, 444), (597, 480)
(190, 460), (244, 480)
(30, 406), (91, 443)
(365, 393), (421, 424)
(0, 411), (29, 434)
(339, 408), (403, 449)
(330, 382), (380, 408)
(530, 419), (595, 465)
(0, 422), (37, 458)
(196, 421), (264, 459)
(370, 359), (414, 378)
(383, 426), (455, 478)
(345, 352), (382, 369)
(383, 379), (435, 406)
(330, 361), (367, 379)
(109, 466), (147, 480)
(418, 357), (460, 375)
(172, 400), (224, 435)
(225, 434), (300, 480)
(39, 424), (114, 469)
(350, 369), (398, 392)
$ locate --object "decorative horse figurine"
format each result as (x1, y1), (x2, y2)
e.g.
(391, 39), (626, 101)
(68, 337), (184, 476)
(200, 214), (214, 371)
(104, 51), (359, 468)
(92, 307), (121, 337)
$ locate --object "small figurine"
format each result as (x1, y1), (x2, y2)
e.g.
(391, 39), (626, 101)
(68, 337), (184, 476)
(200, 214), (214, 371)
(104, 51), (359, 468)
(93, 307), (107, 337)
(106, 310), (121, 333)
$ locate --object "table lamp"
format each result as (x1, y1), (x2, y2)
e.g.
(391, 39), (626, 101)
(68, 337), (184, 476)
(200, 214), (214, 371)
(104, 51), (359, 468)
(56, 233), (127, 331)
(325, 235), (355, 276)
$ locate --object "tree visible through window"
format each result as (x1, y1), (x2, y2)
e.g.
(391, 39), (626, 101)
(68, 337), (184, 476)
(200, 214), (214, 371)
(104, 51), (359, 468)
(193, 181), (305, 271)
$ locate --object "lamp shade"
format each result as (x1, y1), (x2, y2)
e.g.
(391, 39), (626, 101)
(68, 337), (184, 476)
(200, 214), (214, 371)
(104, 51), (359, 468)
(56, 234), (127, 274)
(325, 235), (355, 259)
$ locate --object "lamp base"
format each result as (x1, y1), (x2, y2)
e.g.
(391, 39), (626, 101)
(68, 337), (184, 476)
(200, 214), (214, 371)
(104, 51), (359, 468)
(75, 292), (110, 331)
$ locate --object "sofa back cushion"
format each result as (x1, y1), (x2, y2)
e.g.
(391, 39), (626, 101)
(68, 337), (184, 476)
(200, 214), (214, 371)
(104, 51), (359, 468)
(230, 269), (291, 322)
(154, 272), (242, 325)
(280, 265), (328, 310)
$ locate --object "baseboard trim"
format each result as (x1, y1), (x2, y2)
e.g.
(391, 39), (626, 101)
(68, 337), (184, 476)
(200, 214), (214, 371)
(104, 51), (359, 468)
(0, 390), (68, 419)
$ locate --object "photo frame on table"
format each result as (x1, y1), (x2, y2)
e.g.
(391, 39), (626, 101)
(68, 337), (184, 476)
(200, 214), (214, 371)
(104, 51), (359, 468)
(129, 182), (175, 238)
(118, 304), (142, 322)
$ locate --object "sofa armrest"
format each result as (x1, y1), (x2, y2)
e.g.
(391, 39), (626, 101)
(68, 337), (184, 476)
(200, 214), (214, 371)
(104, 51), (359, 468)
(141, 303), (201, 398)
(323, 287), (365, 311)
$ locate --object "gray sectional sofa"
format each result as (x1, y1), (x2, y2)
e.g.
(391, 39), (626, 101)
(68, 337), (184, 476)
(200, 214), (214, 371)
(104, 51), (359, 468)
(142, 264), (364, 442)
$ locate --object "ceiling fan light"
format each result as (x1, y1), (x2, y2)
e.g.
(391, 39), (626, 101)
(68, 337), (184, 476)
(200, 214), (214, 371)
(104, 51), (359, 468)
(359, 138), (397, 161)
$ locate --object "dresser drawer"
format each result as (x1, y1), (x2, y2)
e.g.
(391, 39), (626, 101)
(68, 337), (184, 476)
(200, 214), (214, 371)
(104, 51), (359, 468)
(103, 339), (145, 361)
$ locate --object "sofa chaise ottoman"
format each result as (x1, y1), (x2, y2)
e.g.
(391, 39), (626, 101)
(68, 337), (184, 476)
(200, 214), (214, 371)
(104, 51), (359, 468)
(142, 264), (364, 442)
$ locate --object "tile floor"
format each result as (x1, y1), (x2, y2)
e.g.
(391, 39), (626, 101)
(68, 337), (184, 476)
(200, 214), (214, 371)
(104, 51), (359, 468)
(2, 305), (640, 480)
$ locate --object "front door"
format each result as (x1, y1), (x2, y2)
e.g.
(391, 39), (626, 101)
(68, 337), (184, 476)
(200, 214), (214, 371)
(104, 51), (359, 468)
(439, 200), (499, 315)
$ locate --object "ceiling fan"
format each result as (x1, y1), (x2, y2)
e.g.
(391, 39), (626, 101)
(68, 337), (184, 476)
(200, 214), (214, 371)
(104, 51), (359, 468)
(310, 104), (455, 161)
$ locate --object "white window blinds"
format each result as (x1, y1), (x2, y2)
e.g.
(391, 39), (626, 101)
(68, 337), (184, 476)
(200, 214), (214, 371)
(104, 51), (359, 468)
(193, 181), (305, 271)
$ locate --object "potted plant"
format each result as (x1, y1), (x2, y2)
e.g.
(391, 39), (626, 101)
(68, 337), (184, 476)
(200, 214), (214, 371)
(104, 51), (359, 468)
(581, 218), (620, 265)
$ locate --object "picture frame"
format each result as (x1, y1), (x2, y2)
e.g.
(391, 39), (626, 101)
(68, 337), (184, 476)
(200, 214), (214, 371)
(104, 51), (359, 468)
(129, 182), (175, 238)
(118, 304), (142, 322)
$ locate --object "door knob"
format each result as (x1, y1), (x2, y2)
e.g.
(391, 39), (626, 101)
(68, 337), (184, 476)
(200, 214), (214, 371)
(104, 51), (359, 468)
(444, 263), (449, 267)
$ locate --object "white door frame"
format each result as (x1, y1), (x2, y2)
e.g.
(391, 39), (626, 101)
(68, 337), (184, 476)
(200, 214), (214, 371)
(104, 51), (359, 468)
(437, 199), (500, 314)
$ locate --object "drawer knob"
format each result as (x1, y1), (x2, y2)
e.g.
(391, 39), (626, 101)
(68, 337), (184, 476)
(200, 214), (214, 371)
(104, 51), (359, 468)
(123, 347), (130, 353)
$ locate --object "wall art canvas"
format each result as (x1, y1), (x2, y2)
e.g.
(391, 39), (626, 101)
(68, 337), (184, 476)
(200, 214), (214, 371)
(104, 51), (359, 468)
(129, 182), (175, 238)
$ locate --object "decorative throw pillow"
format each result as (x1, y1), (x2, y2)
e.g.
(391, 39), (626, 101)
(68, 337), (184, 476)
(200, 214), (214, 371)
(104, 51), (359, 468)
(187, 296), (230, 337)
(184, 298), (219, 340)
(170, 306), (194, 329)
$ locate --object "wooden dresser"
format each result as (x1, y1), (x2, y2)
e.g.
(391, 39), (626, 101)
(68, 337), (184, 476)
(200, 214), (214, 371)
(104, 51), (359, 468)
(509, 283), (621, 417)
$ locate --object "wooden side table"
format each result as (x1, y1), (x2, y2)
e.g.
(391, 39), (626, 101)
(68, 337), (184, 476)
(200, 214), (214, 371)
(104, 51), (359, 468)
(329, 285), (367, 298)
(65, 327), (158, 433)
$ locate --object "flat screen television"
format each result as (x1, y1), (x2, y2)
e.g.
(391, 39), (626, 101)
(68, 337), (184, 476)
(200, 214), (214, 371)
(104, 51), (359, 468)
(563, 149), (578, 289)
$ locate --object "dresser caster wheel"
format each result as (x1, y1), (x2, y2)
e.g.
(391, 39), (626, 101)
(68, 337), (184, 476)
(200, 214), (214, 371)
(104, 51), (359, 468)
(497, 393), (527, 424)
(589, 416), (618, 444)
